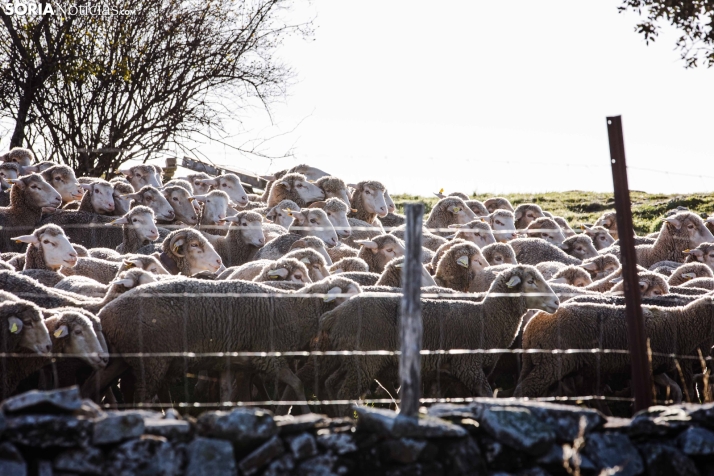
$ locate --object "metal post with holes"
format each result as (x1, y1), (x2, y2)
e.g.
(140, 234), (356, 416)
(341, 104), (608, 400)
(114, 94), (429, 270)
(606, 115), (654, 412)
(399, 203), (424, 416)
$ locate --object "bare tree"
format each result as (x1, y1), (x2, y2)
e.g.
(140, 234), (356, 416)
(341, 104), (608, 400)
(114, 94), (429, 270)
(620, 0), (714, 68)
(1, 0), (311, 176)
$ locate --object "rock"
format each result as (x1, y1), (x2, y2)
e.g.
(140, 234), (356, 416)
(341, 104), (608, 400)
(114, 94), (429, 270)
(686, 402), (714, 428)
(638, 443), (698, 476)
(478, 406), (556, 456)
(5, 414), (91, 448)
(536, 443), (597, 474)
(275, 413), (329, 434)
(678, 427), (714, 456)
(392, 414), (468, 439)
(164, 409), (180, 420)
(440, 437), (487, 475)
(583, 433), (643, 476)
(185, 437), (237, 476)
(380, 438), (427, 464)
(54, 446), (104, 474)
(287, 433), (319, 460)
(480, 436), (529, 472)
(106, 435), (181, 476)
(630, 406), (691, 437)
(354, 406), (398, 436)
(383, 461), (444, 476)
(431, 400), (606, 441)
(238, 435), (285, 476)
(263, 454), (296, 476)
(93, 413), (145, 445)
(37, 460), (52, 476)
(144, 418), (192, 440)
(0, 410), (6, 436)
(75, 399), (106, 419)
(2, 387), (83, 414)
(196, 408), (277, 448)
(296, 453), (339, 476)
(316, 432), (358, 455)
(0, 442), (26, 476)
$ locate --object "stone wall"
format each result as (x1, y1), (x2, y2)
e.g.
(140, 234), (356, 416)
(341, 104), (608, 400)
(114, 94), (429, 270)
(1, 387), (713, 475)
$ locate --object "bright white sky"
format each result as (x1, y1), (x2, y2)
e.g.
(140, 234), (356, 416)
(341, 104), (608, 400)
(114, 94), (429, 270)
(6, 0), (714, 195)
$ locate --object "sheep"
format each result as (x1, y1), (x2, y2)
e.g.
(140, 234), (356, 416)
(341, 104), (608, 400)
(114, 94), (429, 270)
(594, 211), (619, 239)
(286, 163), (331, 181)
(553, 216), (576, 238)
(667, 262), (714, 286)
(481, 242), (517, 266)
(0, 174), (62, 252)
(514, 203), (545, 230)
(536, 261), (566, 280)
(200, 210), (267, 268)
(254, 257), (311, 285)
(464, 200), (489, 217)
(445, 220), (495, 249)
(378, 189), (407, 228)
(0, 163), (20, 207)
(608, 271), (670, 297)
(0, 299), (54, 399)
(59, 257), (122, 284)
(486, 209), (518, 243)
(196, 174), (249, 207)
(349, 180), (389, 225)
(515, 294), (714, 399)
(685, 243), (714, 272)
(107, 206), (159, 254)
(55, 275), (108, 298)
(329, 257), (369, 274)
(428, 238), (468, 272)
(123, 185), (175, 222)
(253, 209), (337, 261)
(332, 271), (380, 286)
(194, 190), (235, 236)
(0, 260), (13, 271)
(315, 176), (351, 207)
(283, 248), (330, 282)
(0, 270), (111, 310)
(12, 224), (78, 273)
(424, 197), (478, 237)
(121, 164), (161, 191)
(356, 234), (406, 273)
(549, 266), (593, 287)
(582, 225), (615, 250)
(224, 260), (273, 281)
(525, 217), (566, 245)
(309, 197), (352, 239)
(162, 184), (198, 225)
(509, 238), (582, 266)
(75, 179), (116, 214)
(267, 173), (325, 208)
(265, 199), (300, 230)
(483, 197), (515, 213)
(111, 181), (134, 216)
(389, 224), (448, 251)
(433, 190), (469, 200)
(314, 265), (558, 412)
(376, 256), (436, 287)
(2, 147), (35, 168)
(680, 278), (714, 291)
(326, 242), (359, 262)
(40, 165), (84, 206)
(579, 253), (621, 280)
(92, 276), (361, 405)
(40, 212), (123, 251)
(163, 178), (193, 193)
(288, 236), (334, 266)
(433, 242), (488, 292)
(159, 228), (224, 275)
(181, 172), (212, 195)
(631, 212), (714, 268)
(88, 248), (123, 261)
(559, 234), (599, 261)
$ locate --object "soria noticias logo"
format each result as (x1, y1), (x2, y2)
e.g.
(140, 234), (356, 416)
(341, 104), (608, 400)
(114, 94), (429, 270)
(2, 1), (135, 16)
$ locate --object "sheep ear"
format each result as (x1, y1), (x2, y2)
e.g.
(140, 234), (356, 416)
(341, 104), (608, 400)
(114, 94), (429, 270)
(108, 217), (130, 226)
(663, 216), (682, 229)
(456, 256), (469, 268)
(354, 240), (378, 250)
(8, 317), (23, 334)
(23, 165), (40, 173)
(79, 183), (92, 191)
(514, 211), (523, 221)
(323, 286), (342, 302)
(549, 277), (568, 284)
(681, 272), (696, 280)
(171, 238), (186, 257)
(268, 268), (289, 279)
(309, 201), (326, 209)
(121, 192), (141, 201)
(120, 169), (133, 177)
(331, 268), (343, 274)
(346, 183), (358, 189)
(434, 192), (446, 199)
(53, 325), (69, 339)
(638, 281), (647, 290)
(12, 234), (39, 245)
(449, 206), (461, 214)
(9, 178), (25, 190)
(558, 243), (569, 250)
(351, 208), (358, 213)
(300, 257), (311, 264)
(198, 178), (219, 186)
(113, 277), (136, 288)
(445, 234), (456, 239)
(122, 259), (137, 268)
(580, 262), (598, 271)
(228, 201), (239, 208)
(260, 174), (276, 182)
(506, 275), (521, 288)
(394, 262), (404, 269)
(278, 180), (291, 190)
(291, 211), (308, 225)
(609, 277), (623, 284)
(192, 194), (207, 203)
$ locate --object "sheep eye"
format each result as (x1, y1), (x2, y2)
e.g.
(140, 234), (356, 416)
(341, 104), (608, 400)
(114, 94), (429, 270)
(191, 243), (198, 247)
(132, 218), (138, 222)
(309, 219), (317, 224)
(222, 184), (226, 187)
(496, 221), (502, 226)
(207, 200), (211, 203)
(295, 274), (302, 279)
(54, 177), (61, 181)
(527, 280), (535, 285)
(195, 181), (200, 185)
(241, 222), (247, 226)
(42, 240), (50, 244)
(365, 190), (370, 194)
(173, 197), (178, 201)
(74, 329), (82, 335)
(495, 257), (502, 261)
(386, 248), (393, 253)
(31, 185), (38, 189)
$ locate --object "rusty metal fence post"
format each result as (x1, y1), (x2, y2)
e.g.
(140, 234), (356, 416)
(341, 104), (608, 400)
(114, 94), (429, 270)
(606, 115), (654, 412)
(399, 203), (424, 416)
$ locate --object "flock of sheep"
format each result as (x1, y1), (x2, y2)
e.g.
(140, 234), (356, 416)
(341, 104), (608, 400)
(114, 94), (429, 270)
(2, 145), (714, 416)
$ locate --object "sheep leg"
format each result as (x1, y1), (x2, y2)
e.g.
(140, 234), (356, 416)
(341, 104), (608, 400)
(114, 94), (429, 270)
(80, 359), (129, 402)
(131, 358), (170, 403)
(653, 373), (683, 404)
(451, 359), (493, 398)
(276, 366), (311, 415)
(514, 357), (576, 398)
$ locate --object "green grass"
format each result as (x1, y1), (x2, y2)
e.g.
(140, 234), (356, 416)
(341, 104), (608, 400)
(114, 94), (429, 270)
(392, 191), (714, 235)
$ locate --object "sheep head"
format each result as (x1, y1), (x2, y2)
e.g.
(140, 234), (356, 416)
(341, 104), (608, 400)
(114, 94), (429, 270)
(684, 243), (714, 271)
(163, 186), (198, 225)
(481, 242), (517, 266)
(41, 165), (83, 204)
(4, 147), (35, 167)
(166, 229), (223, 275)
(356, 234), (405, 272)
(582, 225), (615, 250)
(494, 266), (559, 314)
(1, 301), (51, 354)
(266, 199), (299, 229)
(14, 224), (78, 270)
(662, 212), (714, 250)
(198, 174), (248, 207)
(304, 276), (362, 306)
(525, 217), (566, 246)
(269, 173), (325, 207)
(483, 197), (514, 213)
(195, 190), (232, 226)
(46, 311), (107, 369)
(288, 208), (338, 247)
(224, 211), (266, 248)
(488, 210), (517, 242)
(514, 204), (545, 230)
(449, 220), (496, 248)
(310, 197), (351, 239)
(559, 235), (598, 260)
(121, 164), (161, 191)
(290, 236), (333, 266)
(123, 185), (174, 222)
(10, 173), (62, 209)
(108, 206), (159, 243)
(284, 248), (329, 281)
(349, 181), (388, 218)
(81, 180), (116, 213)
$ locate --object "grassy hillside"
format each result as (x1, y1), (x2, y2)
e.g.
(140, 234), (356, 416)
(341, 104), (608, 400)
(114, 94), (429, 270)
(392, 191), (714, 235)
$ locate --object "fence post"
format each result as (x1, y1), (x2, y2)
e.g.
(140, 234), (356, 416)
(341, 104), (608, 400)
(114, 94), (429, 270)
(606, 115), (654, 412)
(400, 203), (424, 416)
